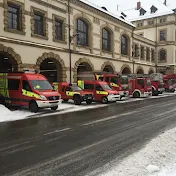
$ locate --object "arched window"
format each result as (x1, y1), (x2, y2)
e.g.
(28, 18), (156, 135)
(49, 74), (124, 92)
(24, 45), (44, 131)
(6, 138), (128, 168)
(121, 35), (129, 55)
(159, 49), (167, 61)
(102, 28), (111, 51)
(76, 19), (88, 46)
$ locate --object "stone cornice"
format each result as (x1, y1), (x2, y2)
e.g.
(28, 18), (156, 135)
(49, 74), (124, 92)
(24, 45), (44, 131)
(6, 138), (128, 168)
(71, 0), (134, 30)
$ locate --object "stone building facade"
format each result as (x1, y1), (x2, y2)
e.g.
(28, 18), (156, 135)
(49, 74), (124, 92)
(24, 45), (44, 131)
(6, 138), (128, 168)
(0, 0), (156, 83)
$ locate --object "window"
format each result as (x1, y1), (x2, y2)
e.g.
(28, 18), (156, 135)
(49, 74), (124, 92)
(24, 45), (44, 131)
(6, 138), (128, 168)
(66, 87), (72, 91)
(105, 77), (109, 83)
(160, 18), (166, 23)
(8, 4), (20, 30)
(140, 46), (145, 59)
(76, 19), (88, 46)
(8, 79), (20, 90)
(62, 86), (65, 92)
(151, 49), (155, 62)
(148, 20), (154, 25)
(159, 49), (167, 61)
(146, 47), (150, 61)
(160, 30), (166, 41)
(137, 22), (143, 27)
(96, 85), (103, 91)
(55, 20), (63, 40)
(134, 44), (139, 57)
(34, 13), (44, 36)
(121, 35), (128, 55)
(84, 84), (94, 90)
(102, 28), (111, 51)
(23, 80), (32, 92)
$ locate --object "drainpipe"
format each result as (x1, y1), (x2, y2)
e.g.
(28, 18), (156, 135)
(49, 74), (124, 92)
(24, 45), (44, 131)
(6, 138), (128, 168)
(155, 17), (158, 73)
(68, 0), (72, 84)
(132, 27), (135, 74)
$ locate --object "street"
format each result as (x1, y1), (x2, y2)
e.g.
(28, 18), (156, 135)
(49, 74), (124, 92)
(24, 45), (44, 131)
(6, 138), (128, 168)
(1, 95), (176, 176)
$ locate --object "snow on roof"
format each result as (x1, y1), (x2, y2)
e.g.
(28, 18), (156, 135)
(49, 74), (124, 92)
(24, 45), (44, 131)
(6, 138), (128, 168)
(123, 0), (174, 21)
(78, 0), (135, 27)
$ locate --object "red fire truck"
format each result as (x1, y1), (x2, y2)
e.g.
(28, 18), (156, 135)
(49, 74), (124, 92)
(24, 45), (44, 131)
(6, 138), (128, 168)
(53, 82), (93, 105)
(126, 74), (152, 98)
(0, 70), (62, 112)
(78, 80), (120, 103)
(163, 74), (175, 92)
(77, 72), (129, 99)
(150, 73), (165, 96)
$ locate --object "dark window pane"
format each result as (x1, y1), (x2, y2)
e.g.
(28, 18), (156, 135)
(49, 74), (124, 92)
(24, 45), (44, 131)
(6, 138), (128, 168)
(160, 50), (167, 61)
(121, 35), (128, 55)
(102, 28), (111, 51)
(8, 79), (20, 90)
(8, 4), (20, 30)
(84, 84), (94, 90)
(34, 13), (44, 36)
(55, 20), (63, 40)
(160, 30), (166, 41)
(23, 80), (32, 92)
(76, 19), (88, 46)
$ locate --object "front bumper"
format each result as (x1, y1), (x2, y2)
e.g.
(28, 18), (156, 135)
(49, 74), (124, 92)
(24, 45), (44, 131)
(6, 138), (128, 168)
(107, 94), (121, 102)
(81, 94), (93, 101)
(141, 91), (152, 97)
(158, 88), (165, 94)
(36, 99), (62, 108)
(119, 91), (129, 97)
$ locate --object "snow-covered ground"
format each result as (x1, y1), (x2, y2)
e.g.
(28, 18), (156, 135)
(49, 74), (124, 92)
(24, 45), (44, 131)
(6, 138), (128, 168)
(88, 127), (176, 176)
(0, 92), (175, 123)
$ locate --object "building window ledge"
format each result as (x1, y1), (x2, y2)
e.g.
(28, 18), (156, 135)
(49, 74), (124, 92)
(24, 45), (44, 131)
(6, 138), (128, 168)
(31, 33), (48, 40)
(53, 39), (67, 44)
(4, 28), (26, 35)
(102, 50), (112, 55)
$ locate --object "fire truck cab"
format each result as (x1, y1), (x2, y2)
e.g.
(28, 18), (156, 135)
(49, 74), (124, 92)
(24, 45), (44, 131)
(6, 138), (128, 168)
(127, 74), (152, 98)
(78, 80), (120, 103)
(150, 73), (165, 96)
(163, 74), (175, 92)
(0, 70), (62, 112)
(53, 82), (93, 105)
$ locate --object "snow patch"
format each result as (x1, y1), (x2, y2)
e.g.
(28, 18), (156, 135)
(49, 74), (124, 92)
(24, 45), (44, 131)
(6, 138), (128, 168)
(88, 127), (176, 176)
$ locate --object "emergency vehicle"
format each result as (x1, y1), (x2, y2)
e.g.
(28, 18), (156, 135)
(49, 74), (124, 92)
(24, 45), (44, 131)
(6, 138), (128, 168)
(163, 74), (175, 92)
(150, 73), (165, 96)
(0, 70), (62, 112)
(52, 82), (93, 105)
(77, 72), (129, 99)
(78, 80), (120, 103)
(126, 74), (152, 98)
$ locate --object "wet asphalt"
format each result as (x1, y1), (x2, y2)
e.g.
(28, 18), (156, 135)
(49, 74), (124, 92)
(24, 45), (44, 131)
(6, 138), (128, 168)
(1, 95), (176, 176)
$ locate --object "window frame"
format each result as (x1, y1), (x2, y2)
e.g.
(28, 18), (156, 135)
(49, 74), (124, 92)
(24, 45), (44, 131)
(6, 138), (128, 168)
(102, 28), (111, 51)
(159, 49), (167, 62)
(159, 30), (167, 41)
(76, 18), (89, 46)
(121, 35), (129, 56)
(34, 12), (44, 36)
(55, 19), (63, 41)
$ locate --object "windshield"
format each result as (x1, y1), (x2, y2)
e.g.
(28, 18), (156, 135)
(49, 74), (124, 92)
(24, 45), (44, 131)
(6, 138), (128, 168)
(71, 85), (82, 91)
(120, 76), (128, 84)
(146, 78), (151, 86)
(30, 80), (53, 90)
(101, 84), (112, 90)
(111, 77), (118, 84)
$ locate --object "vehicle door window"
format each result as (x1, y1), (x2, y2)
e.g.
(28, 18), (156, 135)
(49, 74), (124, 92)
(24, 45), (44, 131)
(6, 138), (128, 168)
(23, 80), (32, 92)
(8, 79), (20, 90)
(105, 77), (109, 83)
(111, 77), (118, 84)
(66, 87), (72, 91)
(62, 86), (65, 92)
(84, 84), (94, 90)
(96, 85), (103, 91)
(137, 79), (145, 88)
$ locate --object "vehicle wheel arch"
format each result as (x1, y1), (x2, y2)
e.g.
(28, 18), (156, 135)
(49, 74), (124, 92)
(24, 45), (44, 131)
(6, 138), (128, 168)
(132, 89), (141, 97)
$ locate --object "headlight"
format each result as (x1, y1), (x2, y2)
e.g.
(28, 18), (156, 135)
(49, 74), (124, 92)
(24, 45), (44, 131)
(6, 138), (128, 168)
(39, 95), (47, 100)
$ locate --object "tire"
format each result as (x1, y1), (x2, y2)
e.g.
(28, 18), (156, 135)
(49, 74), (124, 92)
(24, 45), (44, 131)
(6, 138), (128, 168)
(86, 99), (92, 105)
(29, 101), (38, 113)
(0, 96), (5, 105)
(63, 99), (68, 102)
(73, 96), (81, 105)
(133, 91), (140, 98)
(101, 96), (108, 104)
(51, 106), (58, 111)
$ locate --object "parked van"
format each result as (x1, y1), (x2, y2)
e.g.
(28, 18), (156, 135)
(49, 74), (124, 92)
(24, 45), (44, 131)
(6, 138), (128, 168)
(78, 80), (120, 103)
(0, 70), (62, 112)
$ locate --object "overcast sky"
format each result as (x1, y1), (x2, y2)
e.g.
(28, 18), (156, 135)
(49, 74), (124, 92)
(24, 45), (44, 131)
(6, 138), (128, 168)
(87, 0), (176, 14)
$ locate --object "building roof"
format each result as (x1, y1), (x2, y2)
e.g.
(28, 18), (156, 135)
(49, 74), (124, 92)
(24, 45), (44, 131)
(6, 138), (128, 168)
(122, 0), (174, 21)
(78, 0), (135, 27)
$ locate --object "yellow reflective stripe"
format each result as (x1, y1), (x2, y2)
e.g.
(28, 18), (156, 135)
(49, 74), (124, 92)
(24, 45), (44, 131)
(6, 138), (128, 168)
(53, 82), (58, 91)
(22, 89), (39, 99)
(96, 91), (108, 95)
(110, 83), (119, 87)
(0, 73), (10, 103)
(78, 80), (84, 89)
(66, 91), (80, 96)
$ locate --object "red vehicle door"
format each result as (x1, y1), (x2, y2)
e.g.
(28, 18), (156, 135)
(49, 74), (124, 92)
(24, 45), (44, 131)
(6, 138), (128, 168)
(65, 86), (73, 99)
(60, 86), (67, 100)
(8, 78), (22, 106)
(95, 83), (104, 101)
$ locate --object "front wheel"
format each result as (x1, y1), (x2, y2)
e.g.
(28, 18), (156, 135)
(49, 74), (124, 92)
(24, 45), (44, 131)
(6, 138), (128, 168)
(73, 96), (81, 105)
(86, 99), (92, 105)
(51, 106), (58, 111)
(29, 101), (38, 113)
(101, 96), (108, 104)
(133, 91), (140, 98)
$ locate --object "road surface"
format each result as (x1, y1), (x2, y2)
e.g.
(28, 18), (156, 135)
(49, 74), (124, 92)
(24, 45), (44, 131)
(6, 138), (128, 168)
(1, 96), (176, 176)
